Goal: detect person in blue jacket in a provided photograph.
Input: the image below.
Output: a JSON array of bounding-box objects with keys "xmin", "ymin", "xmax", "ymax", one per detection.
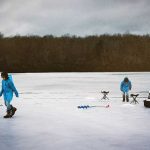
[
  {"xmin": 120, "ymin": 77, "xmax": 132, "ymax": 102},
  {"xmin": 0, "ymin": 72, "xmax": 19, "ymax": 118}
]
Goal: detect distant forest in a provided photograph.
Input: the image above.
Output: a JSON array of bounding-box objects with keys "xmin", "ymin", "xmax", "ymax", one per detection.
[{"xmin": 0, "ymin": 32, "xmax": 150, "ymax": 72}]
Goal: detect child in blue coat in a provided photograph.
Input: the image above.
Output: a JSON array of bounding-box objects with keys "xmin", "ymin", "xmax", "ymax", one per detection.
[
  {"xmin": 0, "ymin": 72, "xmax": 19, "ymax": 118},
  {"xmin": 120, "ymin": 77, "xmax": 132, "ymax": 102}
]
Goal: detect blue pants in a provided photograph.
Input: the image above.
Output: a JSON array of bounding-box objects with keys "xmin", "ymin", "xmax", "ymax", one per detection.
[
  {"xmin": 122, "ymin": 92, "xmax": 129, "ymax": 96},
  {"xmin": 4, "ymin": 101, "xmax": 12, "ymax": 111}
]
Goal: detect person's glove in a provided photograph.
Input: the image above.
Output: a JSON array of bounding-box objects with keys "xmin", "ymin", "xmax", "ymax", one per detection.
[{"xmin": 16, "ymin": 92, "xmax": 19, "ymax": 97}]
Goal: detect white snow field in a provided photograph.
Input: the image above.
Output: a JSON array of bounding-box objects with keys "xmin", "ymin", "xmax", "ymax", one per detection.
[{"xmin": 0, "ymin": 72, "xmax": 150, "ymax": 150}]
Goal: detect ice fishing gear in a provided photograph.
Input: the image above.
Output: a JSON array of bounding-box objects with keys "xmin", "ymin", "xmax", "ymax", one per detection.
[
  {"xmin": 144, "ymin": 100, "xmax": 150, "ymax": 108},
  {"xmin": 148, "ymin": 91, "xmax": 150, "ymax": 99},
  {"xmin": 77, "ymin": 104, "xmax": 110, "ymax": 109},
  {"xmin": 101, "ymin": 91, "xmax": 109, "ymax": 100},
  {"xmin": 130, "ymin": 94, "xmax": 139, "ymax": 104}
]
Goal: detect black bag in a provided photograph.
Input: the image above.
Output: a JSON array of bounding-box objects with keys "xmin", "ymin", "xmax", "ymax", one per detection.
[{"xmin": 144, "ymin": 100, "xmax": 150, "ymax": 108}]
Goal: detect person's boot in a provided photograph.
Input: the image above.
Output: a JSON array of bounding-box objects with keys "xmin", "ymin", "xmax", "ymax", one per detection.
[
  {"xmin": 11, "ymin": 107, "xmax": 17, "ymax": 117},
  {"xmin": 126, "ymin": 95, "xmax": 129, "ymax": 102},
  {"xmin": 3, "ymin": 110, "xmax": 11, "ymax": 118},
  {"xmin": 123, "ymin": 94, "xmax": 125, "ymax": 102},
  {"xmin": 8, "ymin": 105, "xmax": 17, "ymax": 117}
]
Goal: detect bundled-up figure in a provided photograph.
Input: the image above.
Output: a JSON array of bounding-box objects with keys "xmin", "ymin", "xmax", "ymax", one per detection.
[
  {"xmin": 0, "ymin": 72, "xmax": 19, "ymax": 118},
  {"xmin": 120, "ymin": 77, "xmax": 132, "ymax": 102}
]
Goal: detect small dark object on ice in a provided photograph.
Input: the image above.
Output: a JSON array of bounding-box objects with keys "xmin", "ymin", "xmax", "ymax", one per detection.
[
  {"xmin": 101, "ymin": 91, "xmax": 109, "ymax": 100},
  {"xmin": 148, "ymin": 91, "xmax": 150, "ymax": 99},
  {"xmin": 144, "ymin": 100, "xmax": 150, "ymax": 108}
]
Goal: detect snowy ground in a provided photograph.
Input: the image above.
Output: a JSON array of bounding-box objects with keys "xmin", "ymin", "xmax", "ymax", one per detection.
[{"xmin": 0, "ymin": 72, "xmax": 150, "ymax": 150}]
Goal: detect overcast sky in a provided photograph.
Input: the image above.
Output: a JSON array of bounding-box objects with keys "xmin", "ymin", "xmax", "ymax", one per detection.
[{"xmin": 0, "ymin": 0, "xmax": 150, "ymax": 36}]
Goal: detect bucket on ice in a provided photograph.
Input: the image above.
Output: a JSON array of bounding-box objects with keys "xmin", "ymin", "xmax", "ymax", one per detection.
[{"xmin": 144, "ymin": 100, "xmax": 150, "ymax": 108}]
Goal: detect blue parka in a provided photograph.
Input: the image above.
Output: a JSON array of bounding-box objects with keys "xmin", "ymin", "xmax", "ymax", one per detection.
[
  {"xmin": 120, "ymin": 80, "xmax": 132, "ymax": 93},
  {"xmin": 0, "ymin": 76, "xmax": 19, "ymax": 102}
]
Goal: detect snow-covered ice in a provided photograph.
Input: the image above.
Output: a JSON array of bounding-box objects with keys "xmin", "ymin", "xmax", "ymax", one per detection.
[{"xmin": 0, "ymin": 72, "xmax": 150, "ymax": 150}]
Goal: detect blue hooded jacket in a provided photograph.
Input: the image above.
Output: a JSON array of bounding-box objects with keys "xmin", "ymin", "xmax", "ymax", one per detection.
[
  {"xmin": 0, "ymin": 75, "xmax": 19, "ymax": 102},
  {"xmin": 120, "ymin": 80, "xmax": 132, "ymax": 93}
]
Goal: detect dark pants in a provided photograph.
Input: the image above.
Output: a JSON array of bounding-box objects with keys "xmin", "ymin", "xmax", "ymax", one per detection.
[{"xmin": 122, "ymin": 92, "xmax": 129, "ymax": 102}]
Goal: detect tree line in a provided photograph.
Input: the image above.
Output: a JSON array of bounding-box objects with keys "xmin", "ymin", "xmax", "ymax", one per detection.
[{"xmin": 0, "ymin": 33, "xmax": 150, "ymax": 72}]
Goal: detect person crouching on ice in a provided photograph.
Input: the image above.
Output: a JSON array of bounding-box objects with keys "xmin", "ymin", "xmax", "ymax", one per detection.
[
  {"xmin": 0, "ymin": 72, "xmax": 19, "ymax": 118},
  {"xmin": 120, "ymin": 77, "xmax": 132, "ymax": 102}
]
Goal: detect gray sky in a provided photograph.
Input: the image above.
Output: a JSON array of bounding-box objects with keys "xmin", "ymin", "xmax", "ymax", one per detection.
[{"xmin": 0, "ymin": 0, "xmax": 150, "ymax": 36}]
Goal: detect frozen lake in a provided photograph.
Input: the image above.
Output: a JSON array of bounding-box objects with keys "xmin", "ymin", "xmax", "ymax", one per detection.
[{"xmin": 0, "ymin": 72, "xmax": 150, "ymax": 150}]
